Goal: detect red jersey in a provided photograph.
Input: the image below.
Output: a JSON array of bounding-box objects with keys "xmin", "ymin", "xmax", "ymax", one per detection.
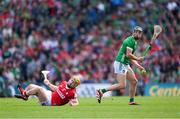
[{"xmin": 51, "ymin": 81, "xmax": 76, "ymax": 106}]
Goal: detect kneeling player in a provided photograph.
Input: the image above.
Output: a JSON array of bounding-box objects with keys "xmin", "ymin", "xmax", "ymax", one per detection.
[{"xmin": 15, "ymin": 75, "xmax": 81, "ymax": 106}]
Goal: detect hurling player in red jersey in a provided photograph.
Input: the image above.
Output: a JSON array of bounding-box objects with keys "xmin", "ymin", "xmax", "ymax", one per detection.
[{"xmin": 15, "ymin": 75, "xmax": 81, "ymax": 106}]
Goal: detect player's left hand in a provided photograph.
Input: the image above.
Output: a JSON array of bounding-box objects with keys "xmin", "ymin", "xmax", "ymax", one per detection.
[
  {"xmin": 140, "ymin": 67, "xmax": 146, "ymax": 75},
  {"xmin": 138, "ymin": 66, "xmax": 146, "ymax": 75},
  {"xmin": 141, "ymin": 69, "xmax": 146, "ymax": 75}
]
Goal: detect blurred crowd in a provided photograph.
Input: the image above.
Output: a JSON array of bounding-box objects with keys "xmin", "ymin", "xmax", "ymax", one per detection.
[{"xmin": 0, "ymin": 0, "xmax": 179, "ymax": 96}]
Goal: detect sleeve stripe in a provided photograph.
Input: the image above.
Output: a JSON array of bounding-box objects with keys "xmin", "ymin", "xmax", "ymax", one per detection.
[{"xmin": 127, "ymin": 47, "xmax": 133, "ymax": 51}]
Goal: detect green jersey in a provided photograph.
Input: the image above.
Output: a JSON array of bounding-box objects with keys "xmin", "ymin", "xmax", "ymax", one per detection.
[{"xmin": 115, "ymin": 36, "xmax": 137, "ymax": 64}]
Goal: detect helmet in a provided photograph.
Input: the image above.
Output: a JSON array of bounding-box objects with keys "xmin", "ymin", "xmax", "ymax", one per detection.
[
  {"xmin": 133, "ymin": 26, "xmax": 143, "ymax": 32},
  {"xmin": 71, "ymin": 75, "xmax": 81, "ymax": 86}
]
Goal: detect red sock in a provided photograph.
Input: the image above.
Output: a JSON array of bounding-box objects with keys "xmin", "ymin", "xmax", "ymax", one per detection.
[{"xmin": 23, "ymin": 91, "xmax": 28, "ymax": 97}]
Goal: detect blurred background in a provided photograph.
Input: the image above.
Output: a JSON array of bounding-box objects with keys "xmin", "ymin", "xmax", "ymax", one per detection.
[{"xmin": 0, "ymin": 0, "xmax": 179, "ymax": 97}]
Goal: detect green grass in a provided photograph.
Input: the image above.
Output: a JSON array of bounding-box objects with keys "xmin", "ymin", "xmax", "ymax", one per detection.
[{"xmin": 0, "ymin": 96, "xmax": 180, "ymax": 119}]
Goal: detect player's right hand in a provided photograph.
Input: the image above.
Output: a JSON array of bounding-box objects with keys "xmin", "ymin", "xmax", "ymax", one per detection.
[
  {"xmin": 138, "ymin": 56, "xmax": 144, "ymax": 62},
  {"xmin": 44, "ymin": 79, "xmax": 50, "ymax": 85}
]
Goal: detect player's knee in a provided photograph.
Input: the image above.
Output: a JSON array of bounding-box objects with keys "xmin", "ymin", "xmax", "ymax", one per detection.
[
  {"xmin": 119, "ymin": 84, "xmax": 126, "ymax": 89},
  {"xmin": 38, "ymin": 87, "xmax": 44, "ymax": 92},
  {"xmin": 131, "ymin": 79, "xmax": 138, "ymax": 85}
]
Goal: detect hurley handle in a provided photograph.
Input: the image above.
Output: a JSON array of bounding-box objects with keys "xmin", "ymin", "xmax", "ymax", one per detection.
[{"xmin": 143, "ymin": 44, "xmax": 151, "ymax": 56}]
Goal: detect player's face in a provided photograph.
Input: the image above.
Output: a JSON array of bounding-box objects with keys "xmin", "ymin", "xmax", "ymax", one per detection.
[
  {"xmin": 133, "ymin": 30, "xmax": 143, "ymax": 40},
  {"xmin": 67, "ymin": 78, "xmax": 79, "ymax": 88}
]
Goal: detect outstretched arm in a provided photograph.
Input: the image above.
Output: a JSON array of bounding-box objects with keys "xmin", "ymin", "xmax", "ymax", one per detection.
[
  {"xmin": 44, "ymin": 79, "xmax": 58, "ymax": 92},
  {"xmin": 131, "ymin": 59, "xmax": 145, "ymax": 71},
  {"xmin": 69, "ymin": 93, "xmax": 79, "ymax": 106}
]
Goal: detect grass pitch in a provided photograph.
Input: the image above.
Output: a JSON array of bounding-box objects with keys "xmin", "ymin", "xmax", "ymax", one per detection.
[{"xmin": 0, "ymin": 96, "xmax": 180, "ymax": 119}]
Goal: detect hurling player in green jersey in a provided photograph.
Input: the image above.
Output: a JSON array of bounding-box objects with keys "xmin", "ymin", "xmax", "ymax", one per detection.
[{"xmin": 96, "ymin": 26, "xmax": 146, "ymax": 105}]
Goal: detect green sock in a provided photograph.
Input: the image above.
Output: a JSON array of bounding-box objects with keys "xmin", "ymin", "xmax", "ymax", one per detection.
[
  {"xmin": 101, "ymin": 89, "xmax": 107, "ymax": 93},
  {"xmin": 130, "ymin": 98, "xmax": 134, "ymax": 102}
]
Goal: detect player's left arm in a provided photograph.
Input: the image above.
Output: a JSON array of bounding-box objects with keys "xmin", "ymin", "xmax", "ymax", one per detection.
[
  {"xmin": 69, "ymin": 93, "xmax": 79, "ymax": 106},
  {"xmin": 126, "ymin": 47, "xmax": 144, "ymax": 62}
]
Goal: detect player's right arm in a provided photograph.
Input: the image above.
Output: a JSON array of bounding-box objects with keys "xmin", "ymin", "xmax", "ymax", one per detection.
[
  {"xmin": 131, "ymin": 59, "xmax": 145, "ymax": 71},
  {"xmin": 44, "ymin": 79, "xmax": 58, "ymax": 92},
  {"xmin": 126, "ymin": 47, "xmax": 144, "ymax": 62}
]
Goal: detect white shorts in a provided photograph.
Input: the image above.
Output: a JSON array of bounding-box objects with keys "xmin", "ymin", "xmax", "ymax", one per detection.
[
  {"xmin": 41, "ymin": 88, "xmax": 52, "ymax": 106},
  {"xmin": 113, "ymin": 61, "xmax": 130, "ymax": 74}
]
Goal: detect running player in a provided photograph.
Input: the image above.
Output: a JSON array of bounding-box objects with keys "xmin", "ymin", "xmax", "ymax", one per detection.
[
  {"xmin": 96, "ymin": 26, "xmax": 146, "ymax": 105},
  {"xmin": 15, "ymin": 75, "xmax": 81, "ymax": 106}
]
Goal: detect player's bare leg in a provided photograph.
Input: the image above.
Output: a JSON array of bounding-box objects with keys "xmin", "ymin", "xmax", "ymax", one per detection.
[
  {"xmin": 126, "ymin": 68, "xmax": 138, "ymax": 105},
  {"xmin": 25, "ymin": 84, "xmax": 39, "ymax": 91},
  {"xmin": 96, "ymin": 73, "xmax": 126, "ymax": 103},
  {"xmin": 25, "ymin": 84, "xmax": 48, "ymax": 102},
  {"xmin": 107, "ymin": 74, "xmax": 126, "ymax": 91},
  {"xmin": 15, "ymin": 84, "xmax": 48, "ymax": 103}
]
